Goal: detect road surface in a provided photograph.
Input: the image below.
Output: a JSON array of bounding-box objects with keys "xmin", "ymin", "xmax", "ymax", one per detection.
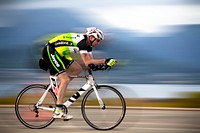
[{"xmin": 0, "ymin": 106, "xmax": 200, "ymax": 133}]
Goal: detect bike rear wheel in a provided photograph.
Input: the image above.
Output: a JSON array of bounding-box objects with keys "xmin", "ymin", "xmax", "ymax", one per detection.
[
  {"xmin": 15, "ymin": 84, "xmax": 56, "ymax": 129},
  {"xmin": 81, "ymin": 85, "xmax": 126, "ymax": 130}
]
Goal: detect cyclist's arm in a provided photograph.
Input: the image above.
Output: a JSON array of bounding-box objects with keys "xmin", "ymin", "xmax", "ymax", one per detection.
[{"xmin": 80, "ymin": 53, "xmax": 105, "ymax": 67}]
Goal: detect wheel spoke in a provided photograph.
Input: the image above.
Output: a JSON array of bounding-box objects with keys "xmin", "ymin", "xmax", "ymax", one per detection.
[
  {"xmin": 81, "ymin": 85, "xmax": 126, "ymax": 130},
  {"xmin": 15, "ymin": 84, "xmax": 56, "ymax": 129}
]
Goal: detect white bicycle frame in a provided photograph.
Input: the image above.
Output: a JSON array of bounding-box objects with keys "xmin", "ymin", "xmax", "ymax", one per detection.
[{"xmin": 35, "ymin": 74, "xmax": 105, "ymax": 112}]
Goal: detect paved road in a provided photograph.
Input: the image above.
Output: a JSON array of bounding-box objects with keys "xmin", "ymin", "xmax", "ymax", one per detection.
[{"xmin": 0, "ymin": 107, "xmax": 200, "ymax": 133}]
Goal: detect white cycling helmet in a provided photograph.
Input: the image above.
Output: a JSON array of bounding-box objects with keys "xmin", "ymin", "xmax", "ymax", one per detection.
[{"xmin": 86, "ymin": 27, "xmax": 104, "ymax": 41}]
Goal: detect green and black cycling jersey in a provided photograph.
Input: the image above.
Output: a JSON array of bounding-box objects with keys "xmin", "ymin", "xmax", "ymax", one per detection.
[
  {"xmin": 49, "ymin": 33, "xmax": 92, "ymax": 57},
  {"xmin": 42, "ymin": 33, "xmax": 92, "ymax": 75}
]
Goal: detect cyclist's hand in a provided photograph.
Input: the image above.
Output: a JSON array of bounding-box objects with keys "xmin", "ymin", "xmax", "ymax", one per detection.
[
  {"xmin": 88, "ymin": 64, "xmax": 97, "ymax": 71},
  {"xmin": 105, "ymin": 58, "xmax": 117, "ymax": 67},
  {"xmin": 88, "ymin": 59, "xmax": 117, "ymax": 71}
]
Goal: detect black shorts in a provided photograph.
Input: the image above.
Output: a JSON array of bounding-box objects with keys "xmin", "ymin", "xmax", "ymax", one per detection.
[{"xmin": 42, "ymin": 45, "xmax": 74, "ymax": 76}]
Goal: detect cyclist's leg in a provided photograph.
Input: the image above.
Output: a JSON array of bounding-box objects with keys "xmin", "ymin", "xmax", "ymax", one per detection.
[
  {"xmin": 44, "ymin": 46, "xmax": 74, "ymax": 103},
  {"xmin": 42, "ymin": 45, "xmax": 73, "ymax": 119},
  {"xmin": 54, "ymin": 72, "xmax": 73, "ymax": 119},
  {"xmin": 43, "ymin": 45, "xmax": 68, "ymax": 102},
  {"xmin": 57, "ymin": 72, "xmax": 70, "ymax": 104},
  {"xmin": 57, "ymin": 61, "xmax": 82, "ymax": 103},
  {"xmin": 54, "ymin": 64, "xmax": 78, "ymax": 120}
]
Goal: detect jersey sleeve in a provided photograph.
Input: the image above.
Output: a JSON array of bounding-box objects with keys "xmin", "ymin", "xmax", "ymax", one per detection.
[{"xmin": 78, "ymin": 39, "xmax": 92, "ymax": 54}]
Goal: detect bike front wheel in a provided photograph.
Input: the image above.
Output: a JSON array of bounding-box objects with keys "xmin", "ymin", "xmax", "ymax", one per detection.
[
  {"xmin": 15, "ymin": 84, "xmax": 56, "ymax": 129},
  {"xmin": 81, "ymin": 85, "xmax": 126, "ymax": 130}
]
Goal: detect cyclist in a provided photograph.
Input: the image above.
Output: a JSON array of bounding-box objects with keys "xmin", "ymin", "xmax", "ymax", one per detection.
[{"xmin": 40, "ymin": 27, "xmax": 116, "ymax": 120}]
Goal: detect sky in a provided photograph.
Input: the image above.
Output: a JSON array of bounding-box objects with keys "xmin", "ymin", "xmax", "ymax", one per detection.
[
  {"xmin": 0, "ymin": 0, "xmax": 200, "ymax": 36},
  {"xmin": 92, "ymin": 5, "xmax": 200, "ymax": 34}
]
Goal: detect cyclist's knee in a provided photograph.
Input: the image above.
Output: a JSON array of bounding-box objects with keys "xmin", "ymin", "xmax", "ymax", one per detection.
[
  {"xmin": 58, "ymin": 72, "xmax": 70, "ymax": 83},
  {"xmin": 76, "ymin": 66, "xmax": 82, "ymax": 75},
  {"xmin": 61, "ymin": 76, "xmax": 70, "ymax": 83}
]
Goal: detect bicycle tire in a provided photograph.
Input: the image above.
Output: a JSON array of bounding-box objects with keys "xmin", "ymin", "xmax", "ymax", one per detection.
[
  {"xmin": 81, "ymin": 85, "xmax": 126, "ymax": 130},
  {"xmin": 15, "ymin": 84, "xmax": 56, "ymax": 129}
]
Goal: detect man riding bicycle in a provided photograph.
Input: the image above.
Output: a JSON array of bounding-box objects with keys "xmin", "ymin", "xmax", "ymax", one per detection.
[{"xmin": 40, "ymin": 27, "xmax": 116, "ymax": 120}]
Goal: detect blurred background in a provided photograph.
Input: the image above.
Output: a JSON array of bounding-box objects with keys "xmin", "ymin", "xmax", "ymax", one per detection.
[{"xmin": 0, "ymin": 0, "xmax": 200, "ymax": 107}]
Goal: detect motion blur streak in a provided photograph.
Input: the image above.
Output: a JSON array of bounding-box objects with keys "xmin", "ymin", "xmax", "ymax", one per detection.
[{"xmin": 0, "ymin": 0, "xmax": 200, "ymax": 132}]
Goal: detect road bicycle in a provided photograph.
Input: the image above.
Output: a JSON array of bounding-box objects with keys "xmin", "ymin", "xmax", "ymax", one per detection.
[{"xmin": 15, "ymin": 64, "xmax": 126, "ymax": 130}]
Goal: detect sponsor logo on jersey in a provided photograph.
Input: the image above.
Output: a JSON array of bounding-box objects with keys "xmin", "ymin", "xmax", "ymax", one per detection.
[
  {"xmin": 64, "ymin": 36, "xmax": 76, "ymax": 39},
  {"xmin": 54, "ymin": 41, "xmax": 68, "ymax": 46},
  {"xmin": 54, "ymin": 41, "xmax": 73, "ymax": 46},
  {"xmin": 50, "ymin": 54, "xmax": 60, "ymax": 67}
]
